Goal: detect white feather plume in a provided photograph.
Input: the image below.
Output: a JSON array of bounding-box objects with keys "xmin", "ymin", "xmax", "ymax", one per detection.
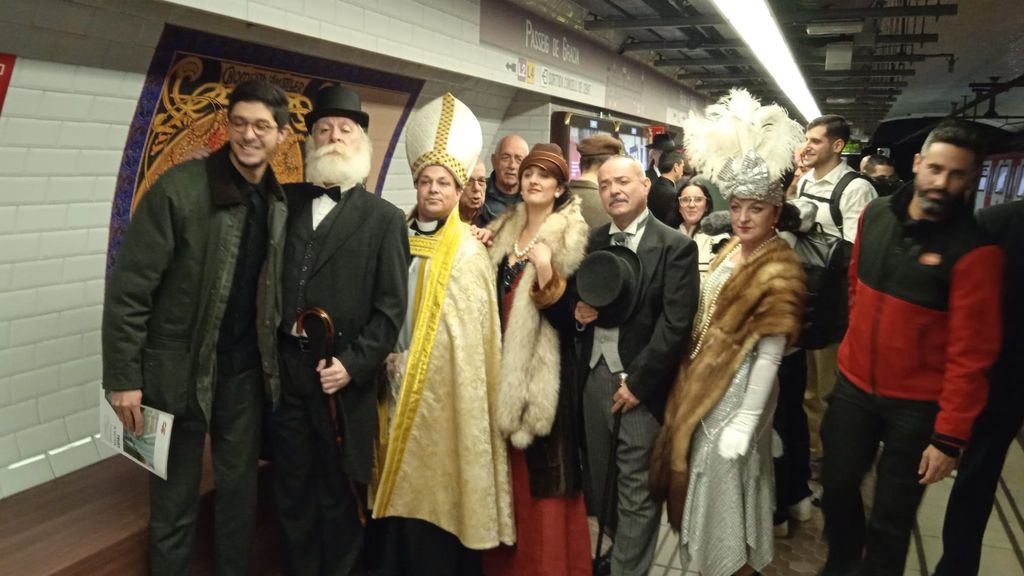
[{"xmin": 684, "ymin": 89, "xmax": 804, "ymax": 184}]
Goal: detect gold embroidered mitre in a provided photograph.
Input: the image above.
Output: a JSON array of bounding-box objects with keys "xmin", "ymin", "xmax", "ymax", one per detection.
[{"xmin": 405, "ymin": 92, "xmax": 482, "ymax": 187}]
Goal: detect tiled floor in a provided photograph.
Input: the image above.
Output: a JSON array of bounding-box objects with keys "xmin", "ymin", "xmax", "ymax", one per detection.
[{"xmin": 645, "ymin": 433, "xmax": 1024, "ymax": 576}]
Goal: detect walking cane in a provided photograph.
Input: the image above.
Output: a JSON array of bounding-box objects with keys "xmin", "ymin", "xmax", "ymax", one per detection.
[
  {"xmin": 296, "ymin": 308, "xmax": 367, "ymax": 525},
  {"xmin": 593, "ymin": 372, "xmax": 627, "ymax": 574},
  {"xmin": 296, "ymin": 307, "xmax": 344, "ymax": 440}
]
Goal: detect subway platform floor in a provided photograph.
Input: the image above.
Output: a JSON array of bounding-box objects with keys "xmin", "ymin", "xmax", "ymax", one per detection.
[{"xmin": 643, "ymin": 432, "xmax": 1024, "ymax": 575}]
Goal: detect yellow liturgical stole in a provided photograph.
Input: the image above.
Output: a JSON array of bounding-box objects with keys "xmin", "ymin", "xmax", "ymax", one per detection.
[{"xmin": 374, "ymin": 213, "xmax": 464, "ymax": 514}]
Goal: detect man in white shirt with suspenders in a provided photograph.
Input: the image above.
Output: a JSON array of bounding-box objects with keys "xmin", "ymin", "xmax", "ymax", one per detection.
[{"xmin": 797, "ymin": 114, "xmax": 877, "ymax": 462}]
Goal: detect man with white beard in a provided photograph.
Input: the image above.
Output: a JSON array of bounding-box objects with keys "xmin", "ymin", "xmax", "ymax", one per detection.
[{"xmin": 267, "ymin": 85, "xmax": 409, "ymax": 576}]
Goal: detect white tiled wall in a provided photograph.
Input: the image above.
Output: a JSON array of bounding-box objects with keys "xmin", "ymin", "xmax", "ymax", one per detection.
[{"xmin": 0, "ymin": 54, "xmax": 143, "ymax": 497}]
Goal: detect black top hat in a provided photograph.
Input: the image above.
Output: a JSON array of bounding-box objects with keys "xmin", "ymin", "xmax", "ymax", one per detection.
[
  {"xmin": 304, "ymin": 85, "xmax": 370, "ymax": 131},
  {"xmin": 576, "ymin": 244, "xmax": 643, "ymax": 328},
  {"xmin": 646, "ymin": 132, "xmax": 678, "ymax": 151}
]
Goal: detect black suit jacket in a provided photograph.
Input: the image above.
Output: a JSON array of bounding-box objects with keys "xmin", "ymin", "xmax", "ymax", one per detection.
[
  {"xmin": 977, "ymin": 200, "xmax": 1024, "ymax": 395},
  {"xmin": 648, "ymin": 176, "xmax": 682, "ymax": 229},
  {"xmin": 283, "ymin": 183, "xmax": 410, "ymax": 482},
  {"xmin": 580, "ymin": 216, "xmax": 699, "ymax": 422}
]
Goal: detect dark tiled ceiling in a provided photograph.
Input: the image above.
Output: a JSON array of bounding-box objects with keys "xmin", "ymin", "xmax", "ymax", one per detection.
[{"xmin": 511, "ymin": 0, "xmax": 1024, "ymax": 138}]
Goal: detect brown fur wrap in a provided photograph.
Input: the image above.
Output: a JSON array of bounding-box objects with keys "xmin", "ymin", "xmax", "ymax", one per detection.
[
  {"xmin": 649, "ymin": 235, "xmax": 805, "ymax": 530},
  {"xmin": 487, "ymin": 196, "xmax": 588, "ymax": 448}
]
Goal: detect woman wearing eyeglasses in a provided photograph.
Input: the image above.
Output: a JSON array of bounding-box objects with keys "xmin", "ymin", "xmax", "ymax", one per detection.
[{"xmin": 678, "ymin": 182, "xmax": 729, "ymax": 281}]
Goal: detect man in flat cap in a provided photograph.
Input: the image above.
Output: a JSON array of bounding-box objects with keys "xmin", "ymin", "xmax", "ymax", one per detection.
[
  {"xmin": 371, "ymin": 92, "xmax": 513, "ymax": 575},
  {"xmin": 268, "ymin": 84, "xmax": 410, "ymax": 575},
  {"xmin": 569, "ymin": 134, "xmax": 620, "ymax": 228},
  {"xmin": 103, "ymin": 80, "xmax": 290, "ymax": 575}
]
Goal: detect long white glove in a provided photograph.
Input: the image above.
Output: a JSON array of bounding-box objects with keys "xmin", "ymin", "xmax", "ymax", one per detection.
[{"xmin": 717, "ymin": 334, "xmax": 786, "ymax": 460}]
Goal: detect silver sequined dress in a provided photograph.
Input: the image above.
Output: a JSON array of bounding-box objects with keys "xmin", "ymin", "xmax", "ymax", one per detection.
[{"xmin": 678, "ymin": 260, "xmax": 777, "ymax": 576}]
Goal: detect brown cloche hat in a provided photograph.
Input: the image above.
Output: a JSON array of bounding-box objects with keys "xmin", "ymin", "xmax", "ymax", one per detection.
[
  {"xmin": 577, "ymin": 134, "xmax": 623, "ymax": 158},
  {"xmin": 518, "ymin": 143, "xmax": 570, "ymax": 183}
]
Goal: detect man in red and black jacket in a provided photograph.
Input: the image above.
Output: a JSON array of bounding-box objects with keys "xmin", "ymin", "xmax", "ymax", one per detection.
[{"xmin": 819, "ymin": 121, "xmax": 1004, "ymax": 576}]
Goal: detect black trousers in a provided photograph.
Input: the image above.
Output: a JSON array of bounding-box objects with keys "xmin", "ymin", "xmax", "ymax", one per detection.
[
  {"xmin": 272, "ymin": 338, "xmax": 365, "ymax": 576},
  {"xmin": 149, "ymin": 363, "xmax": 263, "ymax": 576},
  {"xmin": 366, "ymin": 517, "xmax": 481, "ymax": 576},
  {"xmin": 820, "ymin": 373, "xmax": 938, "ymax": 576},
  {"xmin": 773, "ymin": 349, "xmax": 813, "ymax": 524},
  {"xmin": 934, "ymin": 371, "xmax": 1024, "ymax": 576}
]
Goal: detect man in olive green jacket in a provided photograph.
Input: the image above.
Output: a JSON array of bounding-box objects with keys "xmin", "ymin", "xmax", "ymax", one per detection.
[{"xmin": 102, "ymin": 80, "xmax": 290, "ymax": 576}]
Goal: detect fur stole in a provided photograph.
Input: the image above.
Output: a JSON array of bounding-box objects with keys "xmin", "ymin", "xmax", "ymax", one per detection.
[
  {"xmin": 649, "ymin": 235, "xmax": 805, "ymax": 530},
  {"xmin": 487, "ymin": 196, "xmax": 588, "ymax": 448}
]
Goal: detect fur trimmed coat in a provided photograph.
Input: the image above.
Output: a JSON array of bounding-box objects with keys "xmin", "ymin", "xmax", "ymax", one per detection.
[
  {"xmin": 649, "ymin": 235, "xmax": 805, "ymax": 529},
  {"xmin": 488, "ymin": 196, "xmax": 589, "ymax": 497}
]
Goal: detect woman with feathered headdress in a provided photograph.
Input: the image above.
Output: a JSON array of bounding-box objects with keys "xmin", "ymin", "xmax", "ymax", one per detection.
[{"xmin": 649, "ymin": 90, "xmax": 807, "ymax": 576}]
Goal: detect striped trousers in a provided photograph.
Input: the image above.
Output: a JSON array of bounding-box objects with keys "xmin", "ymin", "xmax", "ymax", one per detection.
[{"xmin": 583, "ymin": 360, "xmax": 662, "ymax": 576}]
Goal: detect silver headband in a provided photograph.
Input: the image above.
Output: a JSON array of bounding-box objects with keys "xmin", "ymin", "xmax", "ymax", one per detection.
[{"xmin": 717, "ymin": 150, "xmax": 785, "ymax": 206}]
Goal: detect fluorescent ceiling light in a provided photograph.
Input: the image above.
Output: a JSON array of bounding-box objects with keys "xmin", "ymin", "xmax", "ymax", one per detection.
[
  {"xmin": 806, "ymin": 20, "xmax": 864, "ymax": 36},
  {"xmin": 825, "ymin": 42, "xmax": 854, "ymax": 70},
  {"xmin": 708, "ymin": 0, "xmax": 821, "ymax": 122}
]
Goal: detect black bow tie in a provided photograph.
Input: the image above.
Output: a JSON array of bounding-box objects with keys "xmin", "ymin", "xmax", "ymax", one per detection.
[{"xmin": 311, "ymin": 185, "xmax": 341, "ymax": 202}]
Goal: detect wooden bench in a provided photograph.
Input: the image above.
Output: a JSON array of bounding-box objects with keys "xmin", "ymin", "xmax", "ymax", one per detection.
[{"xmin": 0, "ymin": 451, "xmax": 281, "ymax": 575}]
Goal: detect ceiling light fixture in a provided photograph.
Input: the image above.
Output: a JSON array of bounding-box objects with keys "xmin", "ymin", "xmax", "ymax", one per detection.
[
  {"xmin": 806, "ymin": 20, "xmax": 864, "ymax": 36},
  {"xmin": 707, "ymin": 0, "xmax": 821, "ymax": 122},
  {"xmin": 825, "ymin": 42, "xmax": 854, "ymax": 70}
]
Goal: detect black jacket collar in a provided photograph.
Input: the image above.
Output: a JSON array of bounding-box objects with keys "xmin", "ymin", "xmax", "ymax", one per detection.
[{"xmin": 206, "ymin": 145, "xmax": 285, "ymax": 206}]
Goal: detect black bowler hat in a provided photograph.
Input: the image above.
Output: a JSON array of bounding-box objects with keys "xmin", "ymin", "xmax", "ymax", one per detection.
[
  {"xmin": 304, "ymin": 85, "xmax": 370, "ymax": 131},
  {"xmin": 576, "ymin": 244, "xmax": 643, "ymax": 328},
  {"xmin": 646, "ymin": 132, "xmax": 678, "ymax": 152}
]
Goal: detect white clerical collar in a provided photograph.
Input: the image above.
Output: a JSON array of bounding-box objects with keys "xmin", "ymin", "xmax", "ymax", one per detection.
[{"xmin": 414, "ymin": 218, "xmax": 439, "ymax": 233}]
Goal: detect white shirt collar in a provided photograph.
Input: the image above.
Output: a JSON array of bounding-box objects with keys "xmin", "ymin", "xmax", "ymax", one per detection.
[
  {"xmin": 610, "ymin": 209, "xmax": 650, "ymax": 236},
  {"xmin": 805, "ymin": 161, "xmax": 851, "ymax": 186}
]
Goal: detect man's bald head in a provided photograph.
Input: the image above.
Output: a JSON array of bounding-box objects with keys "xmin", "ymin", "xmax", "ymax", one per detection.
[{"xmin": 491, "ymin": 134, "xmax": 529, "ymax": 195}]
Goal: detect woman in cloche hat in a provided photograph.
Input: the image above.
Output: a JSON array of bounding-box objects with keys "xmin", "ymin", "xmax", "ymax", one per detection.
[{"xmin": 481, "ymin": 143, "xmax": 592, "ymax": 576}]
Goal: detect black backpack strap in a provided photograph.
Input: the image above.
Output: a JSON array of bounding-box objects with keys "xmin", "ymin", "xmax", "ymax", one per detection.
[
  {"xmin": 828, "ymin": 172, "xmax": 869, "ymax": 237},
  {"xmin": 801, "ymin": 171, "xmax": 869, "ymax": 237}
]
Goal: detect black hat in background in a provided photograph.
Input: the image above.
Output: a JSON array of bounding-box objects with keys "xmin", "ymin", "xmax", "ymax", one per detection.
[
  {"xmin": 646, "ymin": 132, "xmax": 678, "ymax": 152},
  {"xmin": 304, "ymin": 85, "xmax": 370, "ymax": 131},
  {"xmin": 576, "ymin": 244, "xmax": 643, "ymax": 328}
]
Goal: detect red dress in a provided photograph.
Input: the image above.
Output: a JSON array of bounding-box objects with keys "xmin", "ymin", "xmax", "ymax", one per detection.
[{"xmin": 481, "ymin": 259, "xmax": 592, "ymax": 576}]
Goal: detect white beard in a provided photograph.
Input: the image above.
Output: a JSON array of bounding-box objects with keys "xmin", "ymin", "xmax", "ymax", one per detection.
[{"xmin": 304, "ymin": 137, "xmax": 372, "ymax": 191}]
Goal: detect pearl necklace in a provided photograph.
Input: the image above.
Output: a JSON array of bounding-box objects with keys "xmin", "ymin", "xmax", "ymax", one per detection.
[
  {"xmin": 689, "ymin": 235, "xmax": 778, "ymax": 360},
  {"xmin": 513, "ymin": 234, "xmax": 539, "ymax": 260}
]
